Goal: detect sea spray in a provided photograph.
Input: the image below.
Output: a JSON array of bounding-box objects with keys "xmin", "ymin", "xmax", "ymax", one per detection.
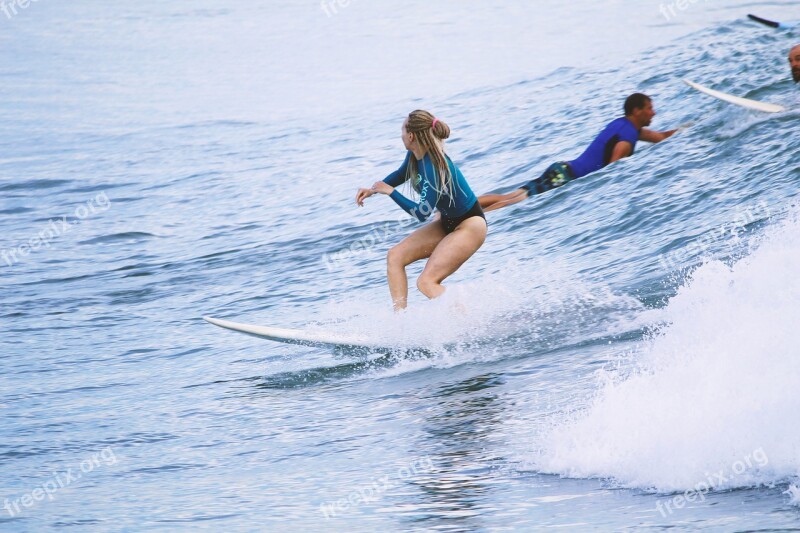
[{"xmin": 531, "ymin": 206, "xmax": 800, "ymax": 493}]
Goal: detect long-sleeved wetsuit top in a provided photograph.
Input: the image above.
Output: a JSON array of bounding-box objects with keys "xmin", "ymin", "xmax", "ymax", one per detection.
[
  {"xmin": 568, "ymin": 117, "xmax": 639, "ymax": 178},
  {"xmin": 382, "ymin": 151, "xmax": 477, "ymax": 222}
]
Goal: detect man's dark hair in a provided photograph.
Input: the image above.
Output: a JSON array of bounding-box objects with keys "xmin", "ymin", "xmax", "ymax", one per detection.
[{"xmin": 624, "ymin": 93, "xmax": 651, "ymax": 115}]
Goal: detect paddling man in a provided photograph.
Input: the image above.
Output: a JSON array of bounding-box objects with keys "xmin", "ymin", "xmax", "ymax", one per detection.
[
  {"xmin": 478, "ymin": 93, "xmax": 677, "ymax": 212},
  {"xmin": 790, "ymin": 44, "xmax": 800, "ymax": 83}
]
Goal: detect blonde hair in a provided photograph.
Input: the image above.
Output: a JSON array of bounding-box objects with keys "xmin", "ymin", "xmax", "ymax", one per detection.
[{"xmin": 404, "ymin": 110, "xmax": 456, "ymax": 206}]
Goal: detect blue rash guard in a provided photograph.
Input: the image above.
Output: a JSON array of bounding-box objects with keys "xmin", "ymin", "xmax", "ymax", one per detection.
[
  {"xmin": 382, "ymin": 151, "xmax": 478, "ymax": 222},
  {"xmin": 568, "ymin": 117, "xmax": 640, "ymax": 178}
]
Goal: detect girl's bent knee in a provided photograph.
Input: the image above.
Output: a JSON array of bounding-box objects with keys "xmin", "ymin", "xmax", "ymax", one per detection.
[
  {"xmin": 416, "ymin": 276, "xmax": 436, "ymax": 296},
  {"xmin": 387, "ymin": 246, "xmax": 403, "ymax": 266}
]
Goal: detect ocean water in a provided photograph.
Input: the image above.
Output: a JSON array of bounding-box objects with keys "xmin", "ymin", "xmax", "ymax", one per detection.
[{"xmin": 1, "ymin": 0, "xmax": 800, "ymax": 531}]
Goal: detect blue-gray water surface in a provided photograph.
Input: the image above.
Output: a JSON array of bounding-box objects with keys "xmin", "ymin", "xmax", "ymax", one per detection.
[{"xmin": 2, "ymin": 1, "xmax": 800, "ymax": 531}]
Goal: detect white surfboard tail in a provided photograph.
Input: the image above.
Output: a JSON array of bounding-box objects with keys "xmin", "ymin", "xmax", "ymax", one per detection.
[{"xmin": 683, "ymin": 79, "xmax": 786, "ymax": 113}]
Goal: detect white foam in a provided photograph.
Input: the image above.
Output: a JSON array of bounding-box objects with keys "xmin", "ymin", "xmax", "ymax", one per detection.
[
  {"xmin": 314, "ymin": 255, "xmax": 644, "ymax": 375},
  {"xmin": 786, "ymin": 484, "xmax": 800, "ymax": 506},
  {"xmin": 531, "ymin": 207, "xmax": 800, "ymax": 493}
]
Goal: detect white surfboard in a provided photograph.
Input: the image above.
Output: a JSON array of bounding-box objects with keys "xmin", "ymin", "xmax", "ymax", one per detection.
[
  {"xmin": 203, "ymin": 316, "xmax": 420, "ymax": 353},
  {"xmin": 684, "ymin": 79, "xmax": 785, "ymax": 113}
]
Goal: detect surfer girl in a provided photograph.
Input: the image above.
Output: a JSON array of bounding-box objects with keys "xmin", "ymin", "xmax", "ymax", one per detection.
[{"xmin": 356, "ymin": 110, "xmax": 487, "ymax": 310}]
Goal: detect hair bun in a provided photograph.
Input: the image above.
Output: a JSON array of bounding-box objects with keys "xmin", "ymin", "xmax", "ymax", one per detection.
[{"xmin": 433, "ymin": 119, "xmax": 451, "ymax": 140}]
